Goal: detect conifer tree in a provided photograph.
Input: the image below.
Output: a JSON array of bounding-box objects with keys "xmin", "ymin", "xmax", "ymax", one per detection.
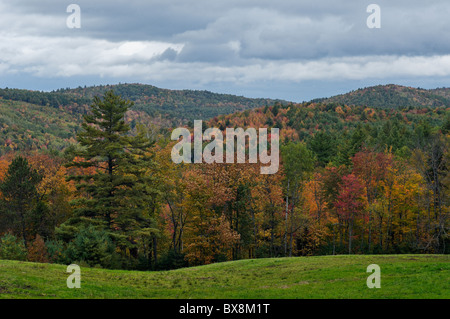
[
  {"xmin": 60, "ymin": 91, "xmax": 160, "ymax": 257},
  {"xmin": 0, "ymin": 156, "xmax": 42, "ymax": 246}
]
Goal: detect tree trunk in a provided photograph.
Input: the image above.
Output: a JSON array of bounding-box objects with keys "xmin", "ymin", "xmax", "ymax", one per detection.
[
  {"xmin": 368, "ymin": 209, "xmax": 372, "ymax": 252},
  {"xmin": 284, "ymin": 180, "xmax": 289, "ymax": 256},
  {"xmin": 332, "ymin": 224, "xmax": 336, "ymax": 255},
  {"xmin": 153, "ymin": 236, "xmax": 158, "ymax": 266},
  {"xmin": 19, "ymin": 210, "xmax": 27, "ymax": 248},
  {"xmin": 348, "ymin": 220, "xmax": 353, "ymax": 254}
]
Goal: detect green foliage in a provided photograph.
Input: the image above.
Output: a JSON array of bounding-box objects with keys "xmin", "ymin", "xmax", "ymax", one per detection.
[
  {"xmin": 0, "ymin": 84, "xmax": 285, "ymax": 153},
  {"xmin": 1, "ymin": 84, "xmax": 447, "ymax": 155},
  {"xmin": 0, "ymin": 99, "xmax": 84, "ymax": 155},
  {"xmin": 307, "ymin": 131, "xmax": 338, "ymax": 166},
  {"xmin": 65, "ymin": 226, "xmax": 119, "ymax": 268},
  {"xmin": 272, "ymin": 103, "xmax": 280, "ymax": 116},
  {"xmin": 61, "ymin": 91, "xmax": 161, "ymax": 268},
  {"xmin": 30, "ymin": 201, "xmax": 52, "ymax": 239},
  {"xmin": 65, "ymin": 90, "xmax": 141, "ymax": 231},
  {"xmin": 0, "ymin": 156, "xmax": 42, "ymax": 244},
  {"xmin": 281, "ymin": 141, "xmax": 315, "ymax": 181},
  {"xmin": 45, "ymin": 239, "xmax": 66, "ymax": 264},
  {"xmin": 0, "ymin": 233, "xmax": 27, "ymax": 261},
  {"xmin": 63, "ymin": 83, "xmax": 284, "ymax": 123},
  {"xmin": 155, "ymin": 250, "xmax": 188, "ymax": 270}
]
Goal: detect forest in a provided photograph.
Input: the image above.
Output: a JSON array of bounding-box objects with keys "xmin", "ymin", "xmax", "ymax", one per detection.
[
  {"xmin": 0, "ymin": 88, "xmax": 448, "ymax": 271},
  {"xmin": 0, "ymin": 84, "xmax": 283, "ymax": 153}
]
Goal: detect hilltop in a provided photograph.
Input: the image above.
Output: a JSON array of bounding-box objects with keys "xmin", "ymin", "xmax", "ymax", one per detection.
[
  {"xmin": 61, "ymin": 83, "xmax": 286, "ymax": 124},
  {"xmin": 312, "ymin": 84, "xmax": 450, "ymax": 108},
  {"xmin": 0, "ymin": 84, "xmax": 285, "ymax": 127}
]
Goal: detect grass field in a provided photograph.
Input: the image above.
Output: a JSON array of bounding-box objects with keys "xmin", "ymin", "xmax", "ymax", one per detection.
[{"xmin": 0, "ymin": 254, "xmax": 448, "ymax": 299}]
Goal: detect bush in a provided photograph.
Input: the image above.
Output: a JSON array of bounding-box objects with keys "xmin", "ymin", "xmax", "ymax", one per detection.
[
  {"xmin": 0, "ymin": 233, "xmax": 27, "ymax": 261},
  {"xmin": 155, "ymin": 250, "xmax": 188, "ymax": 270},
  {"xmin": 27, "ymin": 234, "xmax": 49, "ymax": 263},
  {"xmin": 65, "ymin": 226, "xmax": 119, "ymax": 268},
  {"xmin": 45, "ymin": 239, "xmax": 67, "ymax": 264}
]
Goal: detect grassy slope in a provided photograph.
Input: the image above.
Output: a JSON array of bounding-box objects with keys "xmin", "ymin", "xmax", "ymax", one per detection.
[{"xmin": 0, "ymin": 255, "xmax": 448, "ymax": 299}]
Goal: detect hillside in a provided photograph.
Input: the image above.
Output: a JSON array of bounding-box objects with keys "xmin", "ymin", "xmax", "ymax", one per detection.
[
  {"xmin": 431, "ymin": 87, "xmax": 450, "ymax": 100},
  {"xmin": 209, "ymin": 98, "xmax": 448, "ymax": 166},
  {"xmin": 0, "ymin": 84, "xmax": 285, "ymax": 154},
  {"xmin": 0, "ymin": 99, "xmax": 82, "ymax": 154},
  {"xmin": 0, "ymin": 83, "xmax": 449, "ymax": 155},
  {"xmin": 60, "ymin": 83, "xmax": 286, "ymax": 124},
  {"xmin": 0, "ymin": 84, "xmax": 284, "ymax": 126},
  {"xmin": 0, "ymin": 255, "xmax": 448, "ymax": 299},
  {"xmin": 312, "ymin": 84, "xmax": 450, "ymax": 108}
]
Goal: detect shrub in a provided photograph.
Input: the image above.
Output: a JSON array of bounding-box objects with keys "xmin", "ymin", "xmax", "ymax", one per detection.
[
  {"xmin": 27, "ymin": 234, "xmax": 49, "ymax": 263},
  {"xmin": 65, "ymin": 226, "xmax": 118, "ymax": 268},
  {"xmin": 155, "ymin": 250, "xmax": 188, "ymax": 270},
  {"xmin": 45, "ymin": 239, "xmax": 67, "ymax": 264},
  {"xmin": 0, "ymin": 233, "xmax": 27, "ymax": 261}
]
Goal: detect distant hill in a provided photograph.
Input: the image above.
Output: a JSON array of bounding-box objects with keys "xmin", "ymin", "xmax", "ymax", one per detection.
[
  {"xmin": 312, "ymin": 84, "xmax": 450, "ymax": 108},
  {"xmin": 430, "ymin": 87, "xmax": 450, "ymax": 100},
  {"xmin": 0, "ymin": 84, "xmax": 286, "ymax": 127},
  {"xmin": 62, "ymin": 83, "xmax": 286, "ymax": 124},
  {"xmin": 0, "ymin": 83, "xmax": 286, "ymax": 154}
]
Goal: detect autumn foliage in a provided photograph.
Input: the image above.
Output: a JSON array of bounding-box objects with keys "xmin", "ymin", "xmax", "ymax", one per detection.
[{"xmin": 0, "ymin": 92, "xmax": 448, "ymax": 269}]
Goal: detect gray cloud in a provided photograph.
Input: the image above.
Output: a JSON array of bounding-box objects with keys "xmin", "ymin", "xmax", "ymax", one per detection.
[{"xmin": 0, "ymin": 0, "xmax": 449, "ymax": 100}]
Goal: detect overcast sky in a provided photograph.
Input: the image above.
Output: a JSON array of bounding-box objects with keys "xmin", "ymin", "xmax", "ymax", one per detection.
[{"xmin": 1, "ymin": 0, "xmax": 449, "ymax": 101}]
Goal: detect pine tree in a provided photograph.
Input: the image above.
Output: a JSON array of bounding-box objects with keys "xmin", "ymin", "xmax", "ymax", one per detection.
[
  {"xmin": 60, "ymin": 91, "xmax": 161, "ymax": 258},
  {"xmin": 116, "ymin": 124, "xmax": 161, "ymax": 262},
  {"xmin": 0, "ymin": 156, "xmax": 42, "ymax": 246},
  {"xmin": 66, "ymin": 90, "xmax": 132, "ymax": 229}
]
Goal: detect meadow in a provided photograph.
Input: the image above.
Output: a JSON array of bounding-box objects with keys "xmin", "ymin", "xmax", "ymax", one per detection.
[{"xmin": 0, "ymin": 254, "xmax": 448, "ymax": 299}]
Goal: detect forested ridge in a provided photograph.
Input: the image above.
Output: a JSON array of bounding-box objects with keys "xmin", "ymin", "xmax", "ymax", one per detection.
[
  {"xmin": 0, "ymin": 84, "xmax": 285, "ymax": 154},
  {"xmin": 0, "ymin": 85, "xmax": 448, "ymax": 271},
  {"xmin": 312, "ymin": 84, "xmax": 450, "ymax": 108}
]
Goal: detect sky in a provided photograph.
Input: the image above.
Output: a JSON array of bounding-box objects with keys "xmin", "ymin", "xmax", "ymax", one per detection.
[{"xmin": 1, "ymin": 0, "xmax": 450, "ymax": 102}]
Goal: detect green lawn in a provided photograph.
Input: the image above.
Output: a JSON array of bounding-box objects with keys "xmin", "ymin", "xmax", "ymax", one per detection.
[{"xmin": 0, "ymin": 254, "xmax": 448, "ymax": 299}]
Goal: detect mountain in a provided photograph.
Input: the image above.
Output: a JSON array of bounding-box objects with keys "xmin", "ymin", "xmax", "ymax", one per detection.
[{"xmin": 312, "ymin": 84, "xmax": 450, "ymax": 108}]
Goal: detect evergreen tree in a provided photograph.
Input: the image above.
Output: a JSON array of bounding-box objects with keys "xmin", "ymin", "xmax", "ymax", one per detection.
[
  {"xmin": 0, "ymin": 156, "xmax": 42, "ymax": 246},
  {"xmin": 60, "ymin": 91, "xmax": 160, "ymax": 259},
  {"xmin": 308, "ymin": 131, "xmax": 337, "ymax": 166},
  {"xmin": 281, "ymin": 141, "xmax": 315, "ymax": 256}
]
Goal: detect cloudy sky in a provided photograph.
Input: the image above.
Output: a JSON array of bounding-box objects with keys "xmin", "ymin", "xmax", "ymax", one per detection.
[{"xmin": 1, "ymin": 0, "xmax": 449, "ymax": 101}]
